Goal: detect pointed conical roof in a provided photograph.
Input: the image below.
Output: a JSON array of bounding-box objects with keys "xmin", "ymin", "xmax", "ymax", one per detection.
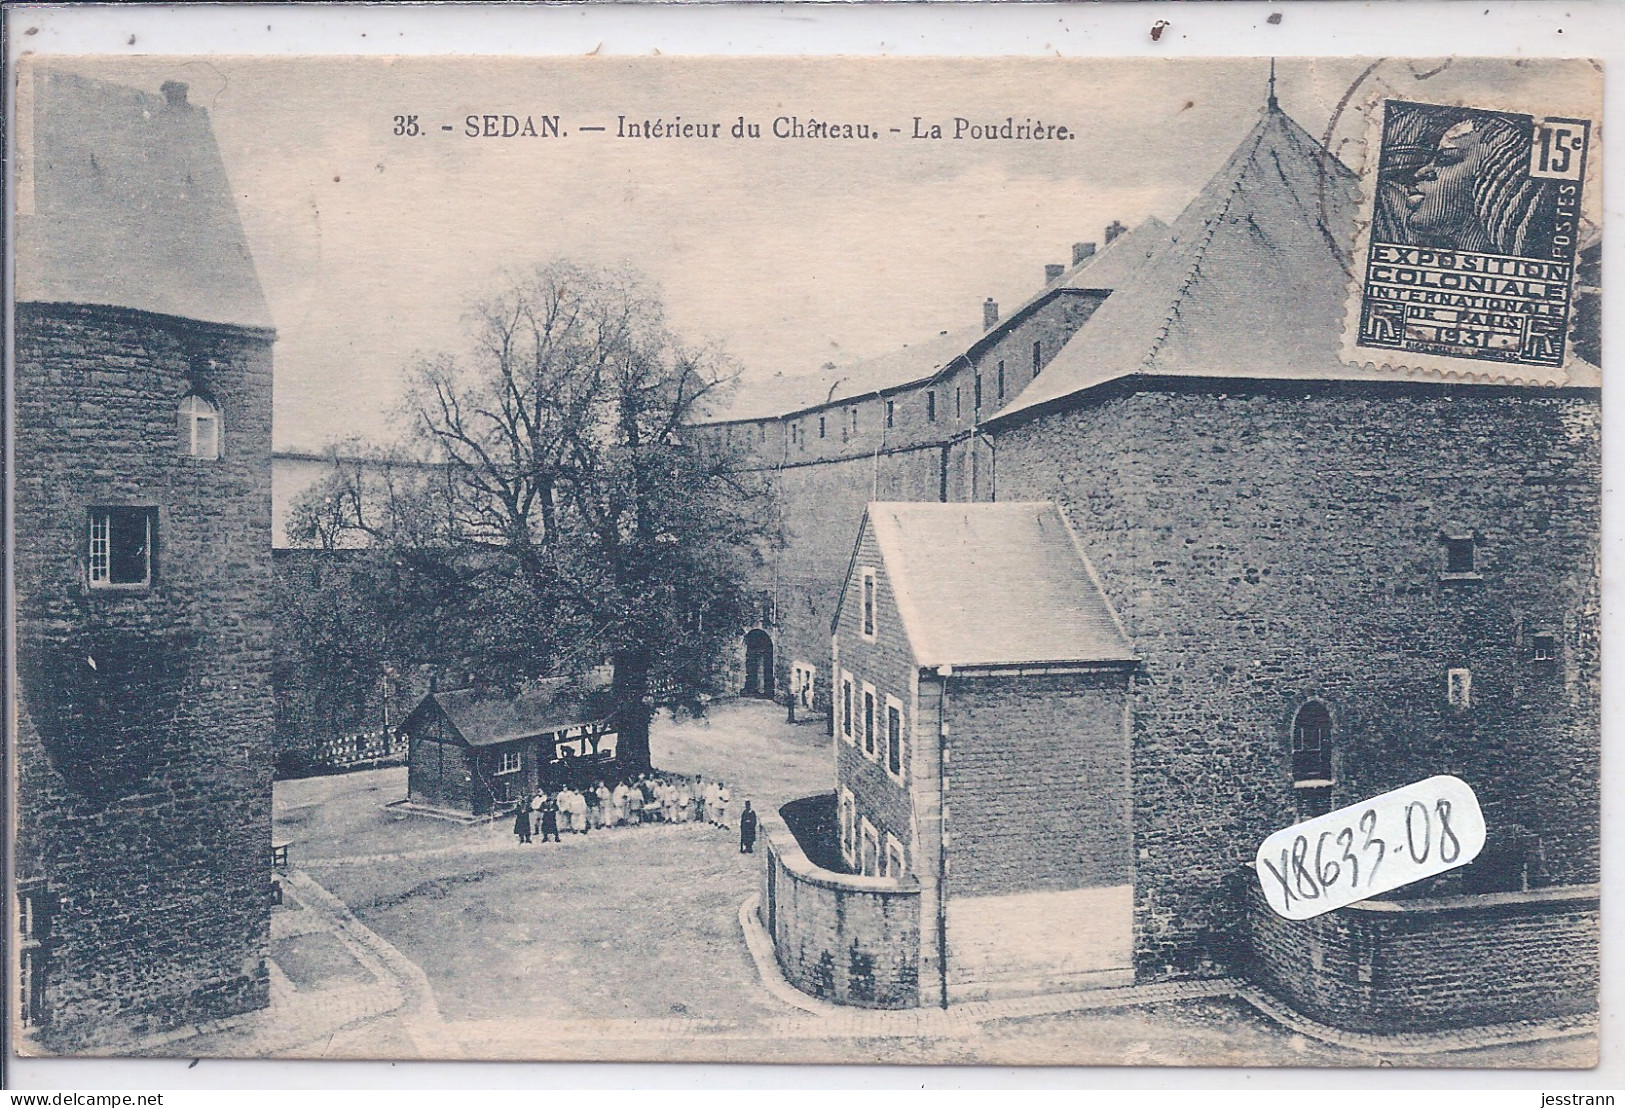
[
  {"xmin": 990, "ymin": 104, "xmax": 1590, "ymax": 428},
  {"xmin": 17, "ymin": 68, "xmax": 273, "ymax": 332}
]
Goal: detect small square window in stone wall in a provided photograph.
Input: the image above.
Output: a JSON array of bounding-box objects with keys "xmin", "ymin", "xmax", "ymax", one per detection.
[
  {"xmin": 1448, "ymin": 667, "xmax": 1472, "ymax": 709},
  {"xmin": 1445, "ymin": 537, "xmax": 1476, "ymax": 574},
  {"xmin": 88, "ymin": 507, "xmax": 157, "ymax": 588}
]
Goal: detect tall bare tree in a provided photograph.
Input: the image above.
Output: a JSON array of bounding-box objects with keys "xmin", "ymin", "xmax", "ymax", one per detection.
[{"xmin": 402, "ymin": 261, "xmax": 774, "ymax": 768}]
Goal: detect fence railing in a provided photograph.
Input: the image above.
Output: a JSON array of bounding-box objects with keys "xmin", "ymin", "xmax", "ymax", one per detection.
[{"xmin": 312, "ymin": 728, "xmax": 407, "ymax": 769}]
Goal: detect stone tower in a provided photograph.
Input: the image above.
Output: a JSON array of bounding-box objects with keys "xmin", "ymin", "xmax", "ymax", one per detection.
[{"xmin": 13, "ymin": 67, "xmax": 277, "ymax": 1050}]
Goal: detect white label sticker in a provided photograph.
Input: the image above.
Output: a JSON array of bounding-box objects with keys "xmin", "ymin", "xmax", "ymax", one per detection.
[{"xmin": 1255, "ymin": 775, "xmax": 1486, "ymax": 920}]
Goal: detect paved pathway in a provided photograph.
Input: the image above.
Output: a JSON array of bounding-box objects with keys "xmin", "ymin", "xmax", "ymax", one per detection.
[{"xmin": 160, "ymin": 699, "xmax": 1593, "ymax": 1065}]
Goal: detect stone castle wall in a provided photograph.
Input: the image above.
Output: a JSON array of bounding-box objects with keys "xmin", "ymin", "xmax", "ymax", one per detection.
[
  {"xmin": 994, "ymin": 380, "xmax": 1602, "ymax": 978},
  {"xmin": 760, "ymin": 807, "xmax": 921, "ymax": 1009},
  {"xmin": 14, "ymin": 303, "xmax": 276, "ymax": 1049},
  {"xmin": 1244, "ymin": 882, "xmax": 1599, "ymax": 1032}
]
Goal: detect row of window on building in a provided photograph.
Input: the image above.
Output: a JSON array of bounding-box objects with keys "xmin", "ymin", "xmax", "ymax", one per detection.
[
  {"xmin": 840, "ymin": 670, "xmax": 904, "ymax": 779},
  {"xmin": 776, "ymin": 344, "xmax": 1043, "ymax": 453},
  {"xmin": 790, "ymin": 662, "xmax": 817, "ymax": 710},
  {"xmin": 838, "ymin": 786, "xmax": 907, "ymax": 879}
]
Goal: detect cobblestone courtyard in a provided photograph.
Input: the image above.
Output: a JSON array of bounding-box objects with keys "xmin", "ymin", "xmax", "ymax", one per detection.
[{"xmin": 211, "ymin": 699, "xmax": 1597, "ymax": 1066}]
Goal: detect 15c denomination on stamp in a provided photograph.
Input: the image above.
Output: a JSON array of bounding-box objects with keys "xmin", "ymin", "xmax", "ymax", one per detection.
[{"xmin": 1345, "ymin": 99, "xmax": 1595, "ymax": 377}]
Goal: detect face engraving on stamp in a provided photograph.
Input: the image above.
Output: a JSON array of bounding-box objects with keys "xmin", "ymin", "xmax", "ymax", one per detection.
[{"xmin": 1352, "ymin": 99, "xmax": 1592, "ymax": 372}]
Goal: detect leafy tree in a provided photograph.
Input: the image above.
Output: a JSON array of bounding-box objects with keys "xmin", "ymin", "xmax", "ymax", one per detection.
[{"xmin": 286, "ymin": 262, "xmax": 775, "ymax": 771}]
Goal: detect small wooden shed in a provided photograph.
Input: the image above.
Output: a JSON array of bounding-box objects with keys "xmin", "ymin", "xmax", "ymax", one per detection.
[{"xmin": 401, "ymin": 679, "xmax": 615, "ymax": 816}]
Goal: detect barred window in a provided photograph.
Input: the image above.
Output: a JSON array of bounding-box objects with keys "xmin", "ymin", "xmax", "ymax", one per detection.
[
  {"xmin": 885, "ymin": 835, "xmax": 906, "ymax": 879},
  {"xmin": 840, "ymin": 790, "xmax": 856, "ymax": 864}
]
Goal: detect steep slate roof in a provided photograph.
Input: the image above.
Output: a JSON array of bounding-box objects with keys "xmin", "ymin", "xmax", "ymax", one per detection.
[
  {"xmin": 1053, "ymin": 216, "xmax": 1169, "ymax": 293},
  {"xmin": 856, "ymin": 501, "xmax": 1135, "ymax": 669},
  {"xmin": 425, "ymin": 680, "xmax": 609, "ymax": 748},
  {"xmin": 702, "ymin": 216, "xmax": 1168, "ymax": 425},
  {"xmin": 17, "ymin": 68, "xmax": 273, "ymax": 331},
  {"xmin": 990, "ymin": 104, "xmax": 1593, "ymax": 429}
]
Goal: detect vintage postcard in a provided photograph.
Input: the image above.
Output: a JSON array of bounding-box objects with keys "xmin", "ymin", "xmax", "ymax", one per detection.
[{"xmin": 9, "ymin": 53, "xmax": 1601, "ymax": 1067}]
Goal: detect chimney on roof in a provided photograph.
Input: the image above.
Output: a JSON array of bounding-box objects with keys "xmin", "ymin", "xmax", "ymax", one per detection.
[
  {"xmin": 1045, "ymin": 264, "xmax": 1065, "ymax": 284},
  {"xmin": 1072, "ymin": 242, "xmax": 1097, "ymax": 266},
  {"xmin": 983, "ymin": 298, "xmax": 999, "ymax": 329},
  {"xmin": 160, "ymin": 80, "xmax": 189, "ymax": 108},
  {"xmin": 1104, "ymin": 219, "xmax": 1128, "ymax": 245}
]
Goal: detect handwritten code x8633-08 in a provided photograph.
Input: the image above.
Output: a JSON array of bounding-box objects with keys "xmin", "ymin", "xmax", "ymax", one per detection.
[{"xmin": 1255, "ymin": 775, "xmax": 1486, "ymax": 920}]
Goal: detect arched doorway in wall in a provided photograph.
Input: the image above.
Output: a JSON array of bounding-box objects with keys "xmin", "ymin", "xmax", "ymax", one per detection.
[
  {"xmin": 743, "ymin": 629, "xmax": 775, "ymax": 698},
  {"xmin": 1291, "ymin": 701, "xmax": 1334, "ymax": 819}
]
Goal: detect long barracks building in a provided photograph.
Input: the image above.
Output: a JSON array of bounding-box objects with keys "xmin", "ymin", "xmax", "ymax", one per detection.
[{"xmin": 698, "ymin": 100, "xmax": 1600, "ymax": 1027}]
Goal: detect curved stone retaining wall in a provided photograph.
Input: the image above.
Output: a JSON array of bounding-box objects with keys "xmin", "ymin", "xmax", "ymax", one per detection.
[{"xmin": 759, "ymin": 802, "xmax": 920, "ymax": 1009}]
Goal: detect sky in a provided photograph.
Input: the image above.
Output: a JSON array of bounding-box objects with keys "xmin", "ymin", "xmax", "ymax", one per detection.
[{"xmin": 39, "ymin": 56, "xmax": 1597, "ymax": 452}]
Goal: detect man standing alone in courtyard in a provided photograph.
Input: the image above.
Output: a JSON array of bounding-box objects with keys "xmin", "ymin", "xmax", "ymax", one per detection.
[{"xmin": 739, "ymin": 801, "xmax": 758, "ymax": 854}]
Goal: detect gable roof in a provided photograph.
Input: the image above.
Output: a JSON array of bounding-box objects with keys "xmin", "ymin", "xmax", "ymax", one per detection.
[
  {"xmin": 701, "ymin": 216, "xmax": 1168, "ymax": 426},
  {"xmin": 421, "ymin": 679, "xmax": 609, "ymax": 748},
  {"xmin": 853, "ymin": 501, "xmax": 1134, "ymax": 669},
  {"xmin": 17, "ymin": 68, "xmax": 273, "ymax": 332},
  {"xmin": 989, "ymin": 104, "xmax": 1594, "ymax": 429}
]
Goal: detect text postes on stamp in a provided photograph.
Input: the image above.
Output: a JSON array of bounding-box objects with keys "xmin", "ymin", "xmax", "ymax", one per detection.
[{"xmin": 1346, "ymin": 100, "xmax": 1592, "ymax": 376}]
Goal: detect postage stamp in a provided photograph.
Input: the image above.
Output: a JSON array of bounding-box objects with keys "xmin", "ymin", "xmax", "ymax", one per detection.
[{"xmin": 1344, "ymin": 98, "xmax": 1597, "ymax": 378}]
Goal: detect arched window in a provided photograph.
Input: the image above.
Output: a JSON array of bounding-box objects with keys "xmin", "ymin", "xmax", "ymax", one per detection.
[
  {"xmin": 1291, "ymin": 701, "xmax": 1334, "ymax": 818},
  {"xmin": 178, "ymin": 393, "xmax": 221, "ymax": 460}
]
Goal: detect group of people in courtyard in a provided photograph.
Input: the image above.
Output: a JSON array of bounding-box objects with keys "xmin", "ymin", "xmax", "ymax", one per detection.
[{"xmin": 513, "ymin": 772, "xmax": 758, "ymax": 852}]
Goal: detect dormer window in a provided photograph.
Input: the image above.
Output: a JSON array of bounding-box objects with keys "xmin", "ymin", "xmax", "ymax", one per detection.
[{"xmin": 178, "ymin": 393, "xmax": 221, "ymax": 460}]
